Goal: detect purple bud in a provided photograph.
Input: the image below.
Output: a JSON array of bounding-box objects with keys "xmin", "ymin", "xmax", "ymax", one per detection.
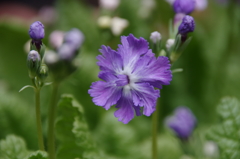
[
  {"xmin": 64, "ymin": 28, "xmax": 84, "ymax": 50},
  {"xmin": 178, "ymin": 15, "xmax": 195, "ymax": 35},
  {"xmin": 29, "ymin": 21, "xmax": 45, "ymax": 40},
  {"xmin": 173, "ymin": 0, "xmax": 195, "ymax": 14},
  {"xmin": 166, "ymin": 106, "xmax": 196, "ymax": 140}
]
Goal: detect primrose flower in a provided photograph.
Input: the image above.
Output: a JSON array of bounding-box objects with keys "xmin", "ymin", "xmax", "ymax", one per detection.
[
  {"xmin": 173, "ymin": 0, "xmax": 195, "ymax": 14},
  {"xmin": 166, "ymin": 106, "xmax": 196, "ymax": 140},
  {"xmin": 89, "ymin": 34, "xmax": 172, "ymax": 124},
  {"xmin": 29, "ymin": 21, "xmax": 45, "ymax": 40}
]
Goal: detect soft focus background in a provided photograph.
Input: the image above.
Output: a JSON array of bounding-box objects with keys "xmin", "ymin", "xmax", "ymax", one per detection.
[{"xmin": 0, "ymin": 0, "xmax": 239, "ymax": 158}]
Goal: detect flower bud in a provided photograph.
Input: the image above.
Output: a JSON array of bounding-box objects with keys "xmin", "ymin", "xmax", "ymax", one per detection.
[
  {"xmin": 165, "ymin": 106, "xmax": 197, "ymax": 140},
  {"xmin": 49, "ymin": 30, "xmax": 65, "ymax": 49},
  {"xmin": 166, "ymin": 39, "xmax": 175, "ymax": 51},
  {"xmin": 203, "ymin": 141, "xmax": 219, "ymax": 158},
  {"xmin": 37, "ymin": 64, "xmax": 48, "ymax": 82},
  {"xmin": 29, "ymin": 21, "xmax": 45, "ymax": 40},
  {"xmin": 150, "ymin": 31, "xmax": 161, "ymax": 44},
  {"xmin": 111, "ymin": 17, "xmax": 129, "ymax": 36},
  {"xmin": 97, "ymin": 16, "xmax": 112, "ymax": 29},
  {"xmin": 99, "ymin": 0, "xmax": 120, "ymax": 10},
  {"xmin": 173, "ymin": 0, "xmax": 195, "ymax": 14},
  {"xmin": 64, "ymin": 28, "xmax": 85, "ymax": 51},
  {"xmin": 178, "ymin": 15, "xmax": 195, "ymax": 35},
  {"xmin": 27, "ymin": 50, "xmax": 41, "ymax": 78}
]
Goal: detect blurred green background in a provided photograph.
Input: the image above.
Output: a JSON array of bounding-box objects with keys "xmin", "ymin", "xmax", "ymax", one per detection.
[{"xmin": 0, "ymin": 0, "xmax": 239, "ymax": 158}]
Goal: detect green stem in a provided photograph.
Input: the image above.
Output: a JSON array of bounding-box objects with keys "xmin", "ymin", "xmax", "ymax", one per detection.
[
  {"xmin": 152, "ymin": 99, "xmax": 160, "ymax": 159},
  {"xmin": 48, "ymin": 83, "xmax": 59, "ymax": 159},
  {"xmin": 35, "ymin": 88, "xmax": 45, "ymax": 151}
]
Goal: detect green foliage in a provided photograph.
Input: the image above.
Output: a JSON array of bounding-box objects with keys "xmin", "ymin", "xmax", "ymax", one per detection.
[
  {"xmin": 0, "ymin": 87, "xmax": 37, "ymax": 149},
  {"xmin": 0, "ymin": 135, "xmax": 30, "ymax": 159},
  {"xmin": 25, "ymin": 151, "xmax": 47, "ymax": 159},
  {"xmin": 207, "ymin": 97, "xmax": 240, "ymax": 159},
  {"xmin": 55, "ymin": 94, "xmax": 100, "ymax": 159}
]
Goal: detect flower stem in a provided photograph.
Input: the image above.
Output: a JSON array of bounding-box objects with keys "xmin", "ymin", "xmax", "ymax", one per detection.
[
  {"xmin": 48, "ymin": 83, "xmax": 59, "ymax": 159},
  {"xmin": 152, "ymin": 99, "xmax": 160, "ymax": 159},
  {"xmin": 35, "ymin": 88, "xmax": 45, "ymax": 151}
]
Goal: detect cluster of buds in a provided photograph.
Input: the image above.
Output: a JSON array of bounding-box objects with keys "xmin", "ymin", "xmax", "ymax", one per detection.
[
  {"xmin": 27, "ymin": 21, "xmax": 48, "ymax": 87},
  {"xmin": 45, "ymin": 28, "xmax": 84, "ymax": 83}
]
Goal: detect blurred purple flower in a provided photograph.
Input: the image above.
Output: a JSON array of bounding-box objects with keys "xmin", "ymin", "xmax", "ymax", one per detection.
[
  {"xmin": 178, "ymin": 15, "xmax": 195, "ymax": 35},
  {"xmin": 88, "ymin": 34, "xmax": 172, "ymax": 124},
  {"xmin": 58, "ymin": 28, "xmax": 84, "ymax": 61},
  {"xmin": 29, "ymin": 21, "xmax": 45, "ymax": 40},
  {"xmin": 64, "ymin": 28, "xmax": 85, "ymax": 50},
  {"xmin": 166, "ymin": 106, "xmax": 196, "ymax": 139},
  {"xmin": 173, "ymin": 0, "xmax": 195, "ymax": 14}
]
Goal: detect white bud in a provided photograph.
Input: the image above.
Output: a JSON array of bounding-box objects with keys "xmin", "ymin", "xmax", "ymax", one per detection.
[
  {"xmin": 49, "ymin": 30, "xmax": 65, "ymax": 49},
  {"xmin": 24, "ymin": 40, "xmax": 31, "ymax": 54},
  {"xmin": 166, "ymin": 39, "xmax": 175, "ymax": 51},
  {"xmin": 111, "ymin": 17, "xmax": 129, "ymax": 36},
  {"xmin": 97, "ymin": 16, "xmax": 112, "ymax": 28},
  {"xmin": 44, "ymin": 50, "xmax": 59, "ymax": 64},
  {"xmin": 99, "ymin": 0, "xmax": 120, "ymax": 10},
  {"xmin": 150, "ymin": 31, "xmax": 161, "ymax": 44},
  {"xmin": 203, "ymin": 141, "xmax": 219, "ymax": 158}
]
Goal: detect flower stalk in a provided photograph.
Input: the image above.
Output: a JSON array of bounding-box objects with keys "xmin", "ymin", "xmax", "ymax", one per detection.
[{"xmin": 34, "ymin": 87, "xmax": 45, "ymax": 151}]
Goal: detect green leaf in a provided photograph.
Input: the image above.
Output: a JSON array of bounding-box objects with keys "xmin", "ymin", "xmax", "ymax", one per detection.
[
  {"xmin": 55, "ymin": 94, "xmax": 98, "ymax": 159},
  {"xmin": 25, "ymin": 151, "xmax": 47, "ymax": 159},
  {"xmin": 0, "ymin": 135, "xmax": 30, "ymax": 159},
  {"xmin": 207, "ymin": 97, "xmax": 240, "ymax": 159}
]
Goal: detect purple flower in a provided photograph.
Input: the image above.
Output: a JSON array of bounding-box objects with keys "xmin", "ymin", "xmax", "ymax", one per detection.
[
  {"xmin": 173, "ymin": 0, "xmax": 195, "ymax": 14},
  {"xmin": 64, "ymin": 28, "xmax": 85, "ymax": 51},
  {"xmin": 178, "ymin": 15, "xmax": 195, "ymax": 35},
  {"xmin": 58, "ymin": 28, "xmax": 85, "ymax": 61},
  {"xmin": 166, "ymin": 106, "xmax": 196, "ymax": 139},
  {"xmin": 88, "ymin": 34, "xmax": 172, "ymax": 124},
  {"xmin": 29, "ymin": 21, "xmax": 45, "ymax": 40}
]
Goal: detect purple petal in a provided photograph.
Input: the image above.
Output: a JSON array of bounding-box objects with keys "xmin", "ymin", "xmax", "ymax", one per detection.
[
  {"xmin": 114, "ymin": 96, "xmax": 139, "ymax": 124},
  {"xmin": 97, "ymin": 45, "xmax": 123, "ymax": 73},
  {"xmin": 98, "ymin": 72, "xmax": 128, "ymax": 86},
  {"xmin": 117, "ymin": 34, "xmax": 149, "ymax": 70},
  {"xmin": 133, "ymin": 56, "xmax": 172, "ymax": 88},
  {"xmin": 98, "ymin": 71, "xmax": 117, "ymax": 82},
  {"xmin": 88, "ymin": 81, "xmax": 122, "ymax": 110},
  {"xmin": 115, "ymin": 74, "xmax": 129, "ymax": 86},
  {"xmin": 131, "ymin": 83, "xmax": 159, "ymax": 116}
]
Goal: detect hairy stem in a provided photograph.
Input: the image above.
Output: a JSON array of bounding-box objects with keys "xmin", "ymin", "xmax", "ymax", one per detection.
[{"xmin": 35, "ymin": 88, "xmax": 45, "ymax": 151}]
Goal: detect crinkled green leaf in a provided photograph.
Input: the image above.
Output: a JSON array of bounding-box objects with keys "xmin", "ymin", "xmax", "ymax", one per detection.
[
  {"xmin": 56, "ymin": 94, "xmax": 100, "ymax": 159},
  {"xmin": 207, "ymin": 97, "xmax": 240, "ymax": 159},
  {"xmin": 0, "ymin": 135, "xmax": 30, "ymax": 159},
  {"xmin": 25, "ymin": 151, "xmax": 47, "ymax": 159}
]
